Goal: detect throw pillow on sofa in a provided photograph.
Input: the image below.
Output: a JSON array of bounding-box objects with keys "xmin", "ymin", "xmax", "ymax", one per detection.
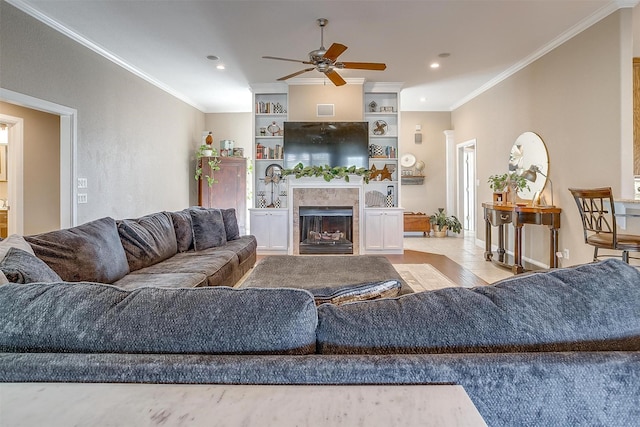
[
  {"xmin": 0, "ymin": 247, "xmax": 62, "ymax": 284},
  {"xmin": 221, "ymin": 208, "xmax": 240, "ymax": 241},
  {"xmin": 311, "ymin": 280, "xmax": 402, "ymax": 306},
  {"xmin": 316, "ymin": 258, "xmax": 640, "ymax": 354},
  {"xmin": 0, "ymin": 282, "xmax": 318, "ymax": 355},
  {"xmin": 25, "ymin": 217, "xmax": 129, "ymax": 283},
  {"xmin": 117, "ymin": 212, "xmax": 178, "ymax": 272},
  {"xmin": 189, "ymin": 207, "xmax": 227, "ymax": 250},
  {"xmin": 0, "ymin": 234, "xmax": 36, "ymax": 260},
  {"xmin": 169, "ymin": 209, "xmax": 194, "ymax": 252}
]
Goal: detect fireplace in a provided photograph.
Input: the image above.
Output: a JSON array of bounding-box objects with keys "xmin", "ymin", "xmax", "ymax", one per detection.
[
  {"xmin": 299, "ymin": 206, "xmax": 353, "ymax": 254},
  {"xmin": 290, "ymin": 182, "xmax": 361, "ymax": 255}
]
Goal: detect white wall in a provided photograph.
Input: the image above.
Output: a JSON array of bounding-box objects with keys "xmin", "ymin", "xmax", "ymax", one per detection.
[{"xmin": 0, "ymin": 2, "xmax": 205, "ymax": 224}]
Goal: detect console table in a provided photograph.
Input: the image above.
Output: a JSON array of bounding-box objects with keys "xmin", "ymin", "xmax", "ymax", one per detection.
[{"xmin": 482, "ymin": 202, "xmax": 561, "ymax": 274}]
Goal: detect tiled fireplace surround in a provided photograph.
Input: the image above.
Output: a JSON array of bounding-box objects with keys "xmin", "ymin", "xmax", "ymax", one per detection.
[{"xmin": 289, "ymin": 178, "xmax": 364, "ymax": 255}]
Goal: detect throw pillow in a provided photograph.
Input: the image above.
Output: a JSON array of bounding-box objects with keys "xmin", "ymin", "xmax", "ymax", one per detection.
[
  {"xmin": 189, "ymin": 207, "xmax": 227, "ymax": 251},
  {"xmin": 117, "ymin": 212, "xmax": 178, "ymax": 272},
  {"xmin": 170, "ymin": 209, "xmax": 194, "ymax": 252},
  {"xmin": 25, "ymin": 217, "xmax": 130, "ymax": 283},
  {"xmin": 0, "ymin": 247, "xmax": 62, "ymax": 284},
  {"xmin": 221, "ymin": 208, "xmax": 240, "ymax": 241},
  {"xmin": 0, "ymin": 234, "xmax": 35, "ymax": 261},
  {"xmin": 311, "ymin": 280, "xmax": 402, "ymax": 306}
]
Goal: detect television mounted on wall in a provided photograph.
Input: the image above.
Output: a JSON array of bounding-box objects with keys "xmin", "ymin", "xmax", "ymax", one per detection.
[{"xmin": 283, "ymin": 122, "xmax": 369, "ymax": 169}]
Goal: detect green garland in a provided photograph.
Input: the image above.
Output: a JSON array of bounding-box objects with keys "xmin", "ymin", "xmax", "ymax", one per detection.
[{"xmin": 282, "ymin": 163, "xmax": 371, "ymax": 183}]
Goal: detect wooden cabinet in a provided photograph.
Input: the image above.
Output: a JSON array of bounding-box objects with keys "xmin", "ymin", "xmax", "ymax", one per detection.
[
  {"xmin": 0, "ymin": 210, "xmax": 7, "ymax": 238},
  {"xmin": 198, "ymin": 156, "xmax": 247, "ymax": 234},
  {"xmin": 249, "ymin": 208, "xmax": 288, "ymax": 253},
  {"xmin": 404, "ymin": 212, "xmax": 431, "ymax": 236},
  {"xmin": 634, "ymin": 58, "xmax": 640, "ymax": 175},
  {"xmin": 364, "ymin": 208, "xmax": 404, "ymax": 253}
]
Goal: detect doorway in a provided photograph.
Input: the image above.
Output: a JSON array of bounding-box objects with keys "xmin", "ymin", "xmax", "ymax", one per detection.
[
  {"xmin": 0, "ymin": 89, "xmax": 77, "ymax": 230},
  {"xmin": 0, "ymin": 114, "xmax": 23, "ymax": 235},
  {"xmin": 457, "ymin": 139, "xmax": 477, "ymax": 232}
]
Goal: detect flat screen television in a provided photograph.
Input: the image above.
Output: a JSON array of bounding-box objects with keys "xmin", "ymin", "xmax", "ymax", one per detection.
[{"xmin": 283, "ymin": 122, "xmax": 369, "ymax": 169}]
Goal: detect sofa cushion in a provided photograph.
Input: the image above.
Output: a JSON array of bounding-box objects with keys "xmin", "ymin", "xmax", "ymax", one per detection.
[
  {"xmin": 0, "ymin": 247, "xmax": 62, "ymax": 284},
  {"xmin": 117, "ymin": 212, "xmax": 178, "ymax": 272},
  {"xmin": 169, "ymin": 209, "xmax": 193, "ymax": 252},
  {"xmin": 221, "ymin": 208, "xmax": 240, "ymax": 240},
  {"xmin": 132, "ymin": 250, "xmax": 239, "ymax": 287},
  {"xmin": 25, "ymin": 217, "xmax": 129, "ymax": 283},
  {"xmin": 311, "ymin": 280, "xmax": 402, "ymax": 306},
  {"xmin": 111, "ymin": 272, "xmax": 208, "ymax": 290},
  {"xmin": 189, "ymin": 207, "xmax": 227, "ymax": 250},
  {"xmin": 192, "ymin": 236, "xmax": 257, "ymax": 265},
  {"xmin": 0, "ymin": 234, "xmax": 35, "ymax": 260},
  {"xmin": 0, "ymin": 282, "xmax": 318, "ymax": 355},
  {"xmin": 317, "ymin": 259, "xmax": 640, "ymax": 354}
]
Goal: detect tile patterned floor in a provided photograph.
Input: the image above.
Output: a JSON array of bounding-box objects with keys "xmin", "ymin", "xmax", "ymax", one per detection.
[{"xmin": 403, "ymin": 232, "xmax": 513, "ymax": 285}]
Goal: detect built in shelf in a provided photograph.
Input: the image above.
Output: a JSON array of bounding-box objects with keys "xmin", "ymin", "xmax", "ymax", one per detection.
[{"xmin": 401, "ymin": 176, "xmax": 425, "ymax": 185}]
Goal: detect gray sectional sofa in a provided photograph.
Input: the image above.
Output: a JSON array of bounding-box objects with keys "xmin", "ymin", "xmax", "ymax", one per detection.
[
  {"xmin": 13, "ymin": 207, "xmax": 256, "ymax": 290},
  {"xmin": 1, "ymin": 233, "xmax": 639, "ymax": 425}
]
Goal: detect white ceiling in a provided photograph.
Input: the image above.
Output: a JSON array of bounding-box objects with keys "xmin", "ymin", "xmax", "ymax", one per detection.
[{"xmin": 9, "ymin": 0, "xmax": 635, "ymax": 113}]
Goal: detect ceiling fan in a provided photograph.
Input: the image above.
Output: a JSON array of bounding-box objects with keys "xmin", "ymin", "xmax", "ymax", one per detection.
[{"xmin": 262, "ymin": 18, "xmax": 386, "ymax": 86}]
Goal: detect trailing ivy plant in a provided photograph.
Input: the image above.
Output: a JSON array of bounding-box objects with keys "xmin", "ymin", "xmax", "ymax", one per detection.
[
  {"xmin": 282, "ymin": 163, "xmax": 371, "ymax": 183},
  {"xmin": 194, "ymin": 144, "xmax": 221, "ymax": 187}
]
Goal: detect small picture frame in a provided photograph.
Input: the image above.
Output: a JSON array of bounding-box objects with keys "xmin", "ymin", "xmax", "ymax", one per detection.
[{"xmin": 380, "ymin": 106, "xmax": 394, "ymax": 113}]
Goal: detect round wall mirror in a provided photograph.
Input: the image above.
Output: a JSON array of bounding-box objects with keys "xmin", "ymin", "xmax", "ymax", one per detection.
[{"xmin": 508, "ymin": 132, "xmax": 549, "ymax": 200}]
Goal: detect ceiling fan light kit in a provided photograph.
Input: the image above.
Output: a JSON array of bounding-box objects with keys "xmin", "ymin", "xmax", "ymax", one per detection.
[{"xmin": 263, "ymin": 18, "xmax": 386, "ymax": 86}]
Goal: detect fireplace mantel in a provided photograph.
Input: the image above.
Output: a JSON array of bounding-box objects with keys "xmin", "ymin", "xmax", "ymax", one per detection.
[{"xmin": 287, "ymin": 177, "xmax": 365, "ymax": 255}]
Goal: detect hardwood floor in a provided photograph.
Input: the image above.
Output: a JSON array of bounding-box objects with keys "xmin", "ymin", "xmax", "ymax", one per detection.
[{"xmin": 384, "ymin": 250, "xmax": 488, "ymax": 288}]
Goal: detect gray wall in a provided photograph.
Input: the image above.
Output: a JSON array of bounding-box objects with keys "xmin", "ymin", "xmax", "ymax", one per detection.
[{"xmin": 0, "ymin": 2, "xmax": 205, "ymax": 224}]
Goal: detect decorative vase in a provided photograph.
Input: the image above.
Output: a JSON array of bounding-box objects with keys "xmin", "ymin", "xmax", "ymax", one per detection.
[
  {"xmin": 202, "ymin": 149, "xmax": 213, "ymax": 157},
  {"xmin": 274, "ymin": 198, "xmax": 281, "ymax": 208},
  {"xmin": 258, "ymin": 197, "xmax": 267, "ymax": 208},
  {"xmin": 508, "ymin": 184, "xmax": 519, "ymax": 205},
  {"xmin": 385, "ymin": 194, "xmax": 394, "ymax": 207}
]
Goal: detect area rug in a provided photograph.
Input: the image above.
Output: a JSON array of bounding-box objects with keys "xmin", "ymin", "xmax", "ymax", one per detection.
[{"xmin": 392, "ymin": 264, "xmax": 459, "ymax": 292}]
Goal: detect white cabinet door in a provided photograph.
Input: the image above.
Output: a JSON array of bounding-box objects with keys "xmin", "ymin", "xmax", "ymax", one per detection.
[
  {"xmin": 364, "ymin": 210, "xmax": 385, "ymax": 250},
  {"xmin": 250, "ymin": 209, "xmax": 288, "ymax": 253},
  {"xmin": 364, "ymin": 208, "xmax": 404, "ymax": 252}
]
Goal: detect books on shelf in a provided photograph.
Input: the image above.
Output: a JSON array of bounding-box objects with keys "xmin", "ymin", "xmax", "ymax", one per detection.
[
  {"xmin": 256, "ymin": 143, "xmax": 284, "ymax": 160},
  {"xmin": 256, "ymin": 101, "xmax": 286, "ymax": 114}
]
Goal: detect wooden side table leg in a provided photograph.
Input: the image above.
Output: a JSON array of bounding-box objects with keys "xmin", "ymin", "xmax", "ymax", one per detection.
[
  {"xmin": 484, "ymin": 214, "xmax": 493, "ymax": 261},
  {"xmin": 550, "ymin": 226, "xmax": 559, "ymax": 268},
  {"xmin": 513, "ymin": 224, "xmax": 524, "ymax": 274}
]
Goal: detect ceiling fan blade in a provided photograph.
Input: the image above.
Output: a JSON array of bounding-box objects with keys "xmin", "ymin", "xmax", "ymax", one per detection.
[
  {"xmin": 277, "ymin": 68, "xmax": 316, "ymax": 81},
  {"xmin": 323, "ymin": 43, "xmax": 348, "ymax": 61},
  {"xmin": 263, "ymin": 56, "xmax": 313, "ymax": 65},
  {"xmin": 325, "ymin": 69, "xmax": 346, "ymax": 86},
  {"xmin": 338, "ymin": 62, "xmax": 387, "ymax": 71}
]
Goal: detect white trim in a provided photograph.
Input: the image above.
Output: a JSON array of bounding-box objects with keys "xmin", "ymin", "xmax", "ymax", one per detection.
[
  {"xmin": 0, "ymin": 88, "xmax": 77, "ymax": 228},
  {"xmin": 287, "ymin": 77, "xmax": 366, "ymax": 86},
  {"xmin": 443, "ymin": 130, "xmax": 456, "ymax": 216},
  {"xmin": 6, "ymin": 0, "xmax": 203, "ymax": 112},
  {"xmin": 0, "ymin": 114, "xmax": 24, "ymax": 235},
  {"xmin": 450, "ymin": 1, "xmax": 630, "ymax": 110}
]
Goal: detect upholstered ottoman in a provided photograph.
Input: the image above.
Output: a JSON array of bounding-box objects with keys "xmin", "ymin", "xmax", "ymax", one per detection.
[{"xmin": 239, "ymin": 255, "xmax": 412, "ymax": 296}]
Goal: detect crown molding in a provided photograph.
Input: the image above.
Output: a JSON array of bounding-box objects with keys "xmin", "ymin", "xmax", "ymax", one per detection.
[
  {"xmin": 287, "ymin": 77, "xmax": 366, "ymax": 86},
  {"xmin": 6, "ymin": 0, "xmax": 205, "ymax": 112},
  {"xmin": 450, "ymin": 0, "xmax": 632, "ymax": 110}
]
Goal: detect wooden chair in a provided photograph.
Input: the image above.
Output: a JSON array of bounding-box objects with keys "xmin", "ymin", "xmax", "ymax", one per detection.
[{"xmin": 568, "ymin": 187, "xmax": 640, "ymax": 263}]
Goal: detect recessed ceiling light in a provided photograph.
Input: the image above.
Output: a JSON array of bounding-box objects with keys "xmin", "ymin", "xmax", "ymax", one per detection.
[
  {"xmin": 420, "ymin": 97, "xmax": 427, "ymax": 102},
  {"xmin": 206, "ymin": 55, "xmax": 219, "ymax": 61},
  {"xmin": 216, "ymin": 64, "xmax": 225, "ymax": 70},
  {"xmin": 430, "ymin": 62, "xmax": 440, "ymax": 69}
]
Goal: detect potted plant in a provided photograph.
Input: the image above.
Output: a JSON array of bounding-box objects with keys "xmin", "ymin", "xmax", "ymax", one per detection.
[
  {"xmin": 194, "ymin": 145, "xmax": 221, "ymax": 187},
  {"xmin": 429, "ymin": 208, "xmax": 462, "ymax": 237},
  {"xmin": 507, "ymin": 171, "xmax": 530, "ymax": 204},
  {"xmin": 488, "ymin": 173, "xmax": 509, "ymax": 203}
]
